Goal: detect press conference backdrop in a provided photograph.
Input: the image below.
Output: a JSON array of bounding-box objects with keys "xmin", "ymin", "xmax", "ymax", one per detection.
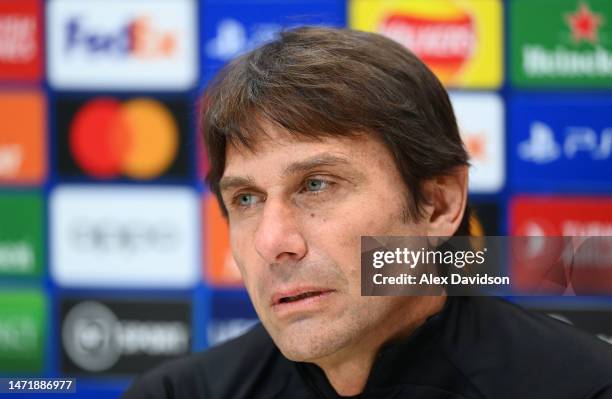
[{"xmin": 0, "ymin": 0, "xmax": 611, "ymax": 397}]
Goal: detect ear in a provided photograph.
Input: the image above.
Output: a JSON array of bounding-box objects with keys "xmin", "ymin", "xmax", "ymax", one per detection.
[{"xmin": 422, "ymin": 165, "xmax": 468, "ymax": 237}]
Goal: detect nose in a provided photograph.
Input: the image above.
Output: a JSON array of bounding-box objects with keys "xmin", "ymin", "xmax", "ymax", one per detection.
[{"xmin": 254, "ymin": 198, "xmax": 307, "ymax": 264}]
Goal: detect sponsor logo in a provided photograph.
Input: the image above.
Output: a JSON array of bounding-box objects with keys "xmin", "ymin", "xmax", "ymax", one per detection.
[
  {"xmin": 61, "ymin": 298, "xmax": 191, "ymax": 375},
  {"xmin": 0, "ymin": 11, "xmax": 37, "ymax": 61},
  {"xmin": 207, "ymin": 292, "xmax": 257, "ymax": 346},
  {"xmin": 510, "ymin": 197, "xmax": 612, "ymax": 237},
  {"xmin": 55, "ymin": 96, "xmax": 190, "ymax": 181},
  {"xmin": 207, "ymin": 319, "xmax": 258, "ymax": 347},
  {"xmin": 201, "ymin": 1, "xmax": 345, "ymax": 81},
  {"xmin": 0, "ymin": 91, "xmax": 46, "ymax": 184},
  {"xmin": 509, "ymin": 95, "xmax": 612, "ymax": 190},
  {"xmin": 203, "ymin": 194, "xmax": 243, "ymax": 286},
  {"xmin": 350, "ymin": 0, "xmax": 502, "ymax": 88},
  {"xmin": 71, "ymin": 221, "xmax": 178, "ymax": 253},
  {"xmin": 0, "ymin": 194, "xmax": 43, "ymax": 277},
  {"xmin": 0, "ymin": 290, "xmax": 46, "ymax": 373},
  {"xmin": 510, "ymin": 197, "xmax": 612, "ymax": 295},
  {"xmin": 518, "ymin": 122, "xmax": 562, "ymax": 164},
  {"xmin": 205, "ymin": 18, "xmax": 281, "ymax": 62},
  {"xmin": 511, "ymin": 0, "xmax": 612, "ymax": 86},
  {"xmin": 51, "ymin": 185, "xmax": 199, "ymax": 288},
  {"xmin": 0, "ymin": 241, "xmax": 34, "ymax": 273},
  {"xmin": 65, "ymin": 16, "xmax": 176, "ymax": 59},
  {"xmin": 519, "ymin": 121, "xmax": 611, "ymax": 164},
  {"xmin": 450, "ymin": 93, "xmax": 504, "ymax": 193},
  {"xmin": 522, "ymin": 45, "xmax": 612, "ymax": 80},
  {"xmin": 0, "ymin": 0, "xmax": 42, "ymax": 81},
  {"xmin": 379, "ymin": 12, "xmax": 475, "ymax": 82},
  {"xmin": 566, "ymin": 2, "xmax": 602, "ymax": 43},
  {"xmin": 69, "ymin": 98, "xmax": 178, "ymax": 180},
  {"xmin": 47, "ymin": 0, "xmax": 197, "ymax": 90}
]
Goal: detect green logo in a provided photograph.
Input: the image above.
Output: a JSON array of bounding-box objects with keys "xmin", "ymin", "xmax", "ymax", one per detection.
[
  {"xmin": 511, "ymin": 0, "xmax": 612, "ymax": 87},
  {"xmin": 0, "ymin": 194, "xmax": 43, "ymax": 277},
  {"xmin": 0, "ymin": 290, "xmax": 46, "ymax": 373}
]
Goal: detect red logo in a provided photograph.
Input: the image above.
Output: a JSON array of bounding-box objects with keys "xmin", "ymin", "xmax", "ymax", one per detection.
[
  {"xmin": 510, "ymin": 196, "xmax": 612, "ymax": 236},
  {"xmin": 565, "ymin": 2, "xmax": 603, "ymax": 44},
  {"xmin": 69, "ymin": 98, "xmax": 179, "ymax": 180},
  {"xmin": 379, "ymin": 11, "xmax": 475, "ymax": 80},
  {"xmin": 0, "ymin": 0, "xmax": 42, "ymax": 81},
  {"xmin": 510, "ymin": 196, "xmax": 612, "ymax": 295}
]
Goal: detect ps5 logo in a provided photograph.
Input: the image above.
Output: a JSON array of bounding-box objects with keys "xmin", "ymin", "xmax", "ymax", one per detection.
[
  {"xmin": 205, "ymin": 19, "xmax": 283, "ymax": 61},
  {"xmin": 519, "ymin": 121, "xmax": 612, "ymax": 164}
]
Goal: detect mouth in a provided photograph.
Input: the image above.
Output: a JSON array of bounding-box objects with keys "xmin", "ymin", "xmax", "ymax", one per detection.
[{"xmin": 271, "ymin": 288, "xmax": 335, "ymax": 307}]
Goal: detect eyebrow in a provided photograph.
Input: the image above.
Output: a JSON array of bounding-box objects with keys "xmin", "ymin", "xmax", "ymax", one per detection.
[
  {"xmin": 219, "ymin": 153, "xmax": 352, "ymax": 193},
  {"xmin": 219, "ymin": 175, "xmax": 257, "ymax": 193},
  {"xmin": 282, "ymin": 154, "xmax": 351, "ymax": 176}
]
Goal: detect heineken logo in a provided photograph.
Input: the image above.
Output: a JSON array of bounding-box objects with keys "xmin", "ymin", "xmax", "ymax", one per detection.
[
  {"xmin": 522, "ymin": 45, "xmax": 612, "ymax": 77},
  {"xmin": 566, "ymin": 2, "xmax": 603, "ymax": 43},
  {"xmin": 511, "ymin": 0, "xmax": 612, "ymax": 85}
]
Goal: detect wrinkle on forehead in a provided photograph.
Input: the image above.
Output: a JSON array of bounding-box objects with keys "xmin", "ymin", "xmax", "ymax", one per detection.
[{"xmin": 226, "ymin": 117, "xmax": 367, "ymax": 157}]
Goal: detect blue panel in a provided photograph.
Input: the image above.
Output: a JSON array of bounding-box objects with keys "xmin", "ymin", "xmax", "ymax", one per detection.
[
  {"xmin": 509, "ymin": 94, "xmax": 612, "ymax": 191},
  {"xmin": 201, "ymin": 0, "xmax": 346, "ymax": 83}
]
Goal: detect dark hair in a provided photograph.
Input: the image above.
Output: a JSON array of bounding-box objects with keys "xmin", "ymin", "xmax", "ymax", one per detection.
[{"xmin": 201, "ymin": 26, "xmax": 471, "ymax": 235}]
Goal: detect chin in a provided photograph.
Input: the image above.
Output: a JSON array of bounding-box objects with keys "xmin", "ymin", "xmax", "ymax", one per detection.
[
  {"xmin": 276, "ymin": 338, "xmax": 334, "ymax": 363},
  {"xmin": 269, "ymin": 321, "xmax": 350, "ymax": 362}
]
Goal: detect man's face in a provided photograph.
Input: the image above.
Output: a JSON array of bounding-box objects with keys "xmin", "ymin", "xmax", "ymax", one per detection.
[{"xmin": 220, "ymin": 122, "xmax": 431, "ymax": 362}]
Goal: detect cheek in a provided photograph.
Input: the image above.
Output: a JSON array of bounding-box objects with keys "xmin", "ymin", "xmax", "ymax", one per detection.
[
  {"xmin": 229, "ymin": 224, "xmax": 256, "ymax": 286},
  {"xmin": 318, "ymin": 193, "xmax": 406, "ymax": 244},
  {"xmin": 304, "ymin": 212, "xmax": 366, "ymax": 285},
  {"xmin": 306, "ymin": 194, "xmax": 410, "ymax": 281},
  {"xmin": 230, "ymin": 237, "xmax": 267, "ymax": 316}
]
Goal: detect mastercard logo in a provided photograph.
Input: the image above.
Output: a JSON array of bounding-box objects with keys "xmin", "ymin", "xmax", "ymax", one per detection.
[{"xmin": 69, "ymin": 98, "xmax": 178, "ymax": 180}]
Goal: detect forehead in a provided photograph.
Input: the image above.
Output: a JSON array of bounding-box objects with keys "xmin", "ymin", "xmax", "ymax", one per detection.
[{"xmin": 222, "ymin": 121, "xmax": 392, "ymax": 178}]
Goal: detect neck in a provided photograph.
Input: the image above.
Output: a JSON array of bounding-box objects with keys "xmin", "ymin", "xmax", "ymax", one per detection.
[{"xmin": 314, "ymin": 295, "xmax": 447, "ymax": 396}]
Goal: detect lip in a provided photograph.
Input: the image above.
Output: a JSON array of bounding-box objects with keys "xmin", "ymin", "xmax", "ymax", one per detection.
[{"xmin": 270, "ymin": 287, "xmax": 336, "ymax": 315}]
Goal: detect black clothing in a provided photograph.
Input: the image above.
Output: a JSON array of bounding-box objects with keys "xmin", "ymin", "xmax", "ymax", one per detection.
[{"xmin": 122, "ymin": 297, "xmax": 612, "ymax": 398}]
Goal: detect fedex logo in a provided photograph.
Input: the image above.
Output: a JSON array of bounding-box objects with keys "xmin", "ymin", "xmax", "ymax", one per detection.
[
  {"xmin": 64, "ymin": 16, "xmax": 176, "ymax": 58},
  {"xmin": 47, "ymin": 0, "xmax": 197, "ymax": 90}
]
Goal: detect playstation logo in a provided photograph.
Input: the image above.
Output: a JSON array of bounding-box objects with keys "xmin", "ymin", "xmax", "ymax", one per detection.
[{"xmin": 518, "ymin": 121, "xmax": 561, "ymax": 164}]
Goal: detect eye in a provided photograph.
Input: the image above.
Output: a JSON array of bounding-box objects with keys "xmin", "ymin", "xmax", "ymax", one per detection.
[
  {"xmin": 234, "ymin": 193, "xmax": 259, "ymax": 207},
  {"xmin": 303, "ymin": 178, "xmax": 331, "ymax": 193}
]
